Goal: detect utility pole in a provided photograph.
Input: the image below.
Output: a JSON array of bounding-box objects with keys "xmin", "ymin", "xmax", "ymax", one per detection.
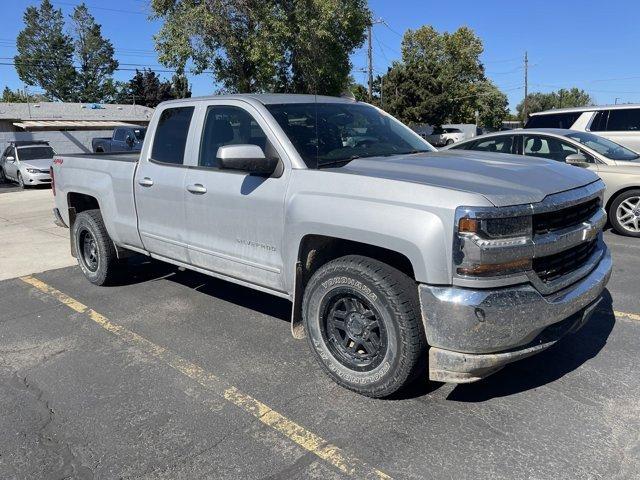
[
  {"xmin": 366, "ymin": 18, "xmax": 384, "ymax": 102},
  {"xmin": 367, "ymin": 24, "xmax": 373, "ymax": 100},
  {"xmin": 523, "ymin": 51, "xmax": 529, "ymax": 121}
]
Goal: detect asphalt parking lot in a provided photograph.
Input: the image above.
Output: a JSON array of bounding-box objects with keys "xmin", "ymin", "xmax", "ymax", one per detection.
[{"xmin": 1, "ymin": 189, "xmax": 639, "ymax": 479}]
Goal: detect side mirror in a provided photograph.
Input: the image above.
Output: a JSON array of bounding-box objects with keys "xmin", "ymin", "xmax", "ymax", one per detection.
[
  {"xmin": 217, "ymin": 144, "xmax": 278, "ymax": 175},
  {"xmin": 5, "ymin": 156, "xmax": 15, "ymax": 162},
  {"xmin": 565, "ymin": 153, "xmax": 589, "ymax": 166}
]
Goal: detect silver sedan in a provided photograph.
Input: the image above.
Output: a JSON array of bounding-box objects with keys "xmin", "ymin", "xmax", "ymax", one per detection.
[
  {"xmin": 445, "ymin": 128, "xmax": 640, "ymax": 237},
  {"xmin": 0, "ymin": 143, "xmax": 55, "ymax": 188}
]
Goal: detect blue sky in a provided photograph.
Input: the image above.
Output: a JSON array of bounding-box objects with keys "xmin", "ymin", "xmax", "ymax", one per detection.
[{"xmin": 2, "ymin": 0, "xmax": 640, "ymax": 112}]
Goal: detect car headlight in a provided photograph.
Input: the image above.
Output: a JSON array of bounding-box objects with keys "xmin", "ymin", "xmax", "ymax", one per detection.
[
  {"xmin": 26, "ymin": 168, "xmax": 39, "ymax": 173},
  {"xmin": 454, "ymin": 208, "xmax": 533, "ymax": 278}
]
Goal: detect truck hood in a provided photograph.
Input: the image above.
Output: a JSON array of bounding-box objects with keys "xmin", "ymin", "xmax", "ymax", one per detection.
[
  {"xmin": 21, "ymin": 158, "xmax": 53, "ymax": 170},
  {"xmin": 330, "ymin": 151, "xmax": 600, "ymax": 207}
]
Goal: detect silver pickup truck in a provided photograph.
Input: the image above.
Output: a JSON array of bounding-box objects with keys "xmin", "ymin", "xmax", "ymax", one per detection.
[{"xmin": 51, "ymin": 94, "xmax": 612, "ymax": 397}]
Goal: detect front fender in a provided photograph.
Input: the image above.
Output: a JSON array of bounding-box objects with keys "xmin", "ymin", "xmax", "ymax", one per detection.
[{"xmin": 282, "ymin": 192, "xmax": 452, "ymax": 292}]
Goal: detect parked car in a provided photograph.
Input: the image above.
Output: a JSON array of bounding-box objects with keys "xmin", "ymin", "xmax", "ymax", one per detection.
[
  {"xmin": 0, "ymin": 141, "xmax": 55, "ymax": 188},
  {"xmin": 525, "ymin": 104, "xmax": 640, "ymax": 153},
  {"xmin": 445, "ymin": 128, "xmax": 640, "ymax": 236},
  {"xmin": 92, "ymin": 125, "xmax": 146, "ymax": 153},
  {"xmin": 423, "ymin": 127, "xmax": 465, "ymax": 147},
  {"xmin": 51, "ymin": 94, "xmax": 611, "ymax": 397}
]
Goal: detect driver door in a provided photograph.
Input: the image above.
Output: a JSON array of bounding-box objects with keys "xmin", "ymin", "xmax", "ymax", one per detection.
[{"xmin": 183, "ymin": 101, "xmax": 290, "ymax": 293}]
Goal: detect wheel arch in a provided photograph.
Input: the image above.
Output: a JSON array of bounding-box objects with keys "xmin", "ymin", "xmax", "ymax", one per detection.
[
  {"xmin": 290, "ymin": 234, "xmax": 418, "ymax": 339},
  {"xmin": 605, "ymin": 185, "xmax": 640, "ymax": 214}
]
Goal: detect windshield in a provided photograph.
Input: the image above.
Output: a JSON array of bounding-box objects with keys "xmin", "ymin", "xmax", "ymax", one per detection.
[
  {"xmin": 133, "ymin": 128, "xmax": 146, "ymax": 141},
  {"xmin": 17, "ymin": 146, "xmax": 55, "ymax": 161},
  {"xmin": 265, "ymin": 102, "xmax": 435, "ymax": 168},
  {"xmin": 565, "ymin": 132, "xmax": 639, "ymax": 161}
]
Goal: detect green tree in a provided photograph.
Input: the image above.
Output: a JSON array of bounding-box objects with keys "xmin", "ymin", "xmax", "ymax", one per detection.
[
  {"xmin": 14, "ymin": 0, "xmax": 77, "ymax": 101},
  {"xmin": 1, "ymin": 86, "xmax": 48, "ymax": 102},
  {"xmin": 379, "ymin": 25, "xmax": 507, "ymax": 128},
  {"xmin": 115, "ymin": 69, "xmax": 187, "ymax": 107},
  {"xmin": 516, "ymin": 88, "xmax": 593, "ymax": 121},
  {"xmin": 150, "ymin": 0, "xmax": 370, "ymax": 95},
  {"xmin": 70, "ymin": 3, "xmax": 119, "ymax": 102}
]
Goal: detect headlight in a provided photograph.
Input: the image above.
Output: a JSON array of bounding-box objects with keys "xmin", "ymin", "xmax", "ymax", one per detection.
[
  {"xmin": 26, "ymin": 168, "xmax": 39, "ymax": 173},
  {"xmin": 454, "ymin": 208, "xmax": 534, "ymax": 278}
]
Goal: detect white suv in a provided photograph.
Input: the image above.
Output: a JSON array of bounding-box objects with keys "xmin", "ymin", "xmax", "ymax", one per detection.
[{"xmin": 525, "ymin": 104, "xmax": 640, "ymax": 153}]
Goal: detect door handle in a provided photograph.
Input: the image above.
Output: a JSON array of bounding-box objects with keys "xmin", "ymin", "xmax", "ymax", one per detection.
[
  {"xmin": 186, "ymin": 183, "xmax": 207, "ymax": 194},
  {"xmin": 138, "ymin": 177, "xmax": 154, "ymax": 187}
]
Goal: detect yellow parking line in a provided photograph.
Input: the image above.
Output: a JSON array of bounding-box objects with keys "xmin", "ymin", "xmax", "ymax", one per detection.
[
  {"xmin": 19, "ymin": 275, "xmax": 391, "ymax": 480},
  {"xmin": 614, "ymin": 310, "xmax": 640, "ymax": 322}
]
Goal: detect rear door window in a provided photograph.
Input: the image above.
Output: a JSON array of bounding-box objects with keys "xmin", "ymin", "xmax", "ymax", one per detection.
[
  {"xmin": 604, "ymin": 108, "xmax": 640, "ymax": 132},
  {"xmin": 113, "ymin": 128, "xmax": 126, "ymax": 141},
  {"xmin": 589, "ymin": 110, "xmax": 609, "ymax": 132},
  {"xmin": 150, "ymin": 106, "xmax": 195, "ymax": 165},
  {"xmin": 468, "ymin": 136, "xmax": 515, "ymax": 154},
  {"xmin": 524, "ymin": 112, "xmax": 582, "ymax": 129}
]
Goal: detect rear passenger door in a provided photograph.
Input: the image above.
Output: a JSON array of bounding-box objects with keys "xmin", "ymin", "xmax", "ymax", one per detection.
[
  {"xmin": 134, "ymin": 105, "xmax": 196, "ymax": 262},
  {"xmin": 182, "ymin": 101, "xmax": 290, "ymax": 293}
]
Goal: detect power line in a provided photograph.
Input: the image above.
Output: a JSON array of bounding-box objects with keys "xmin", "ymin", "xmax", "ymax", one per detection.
[{"xmin": 52, "ymin": 1, "xmax": 147, "ymax": 15}]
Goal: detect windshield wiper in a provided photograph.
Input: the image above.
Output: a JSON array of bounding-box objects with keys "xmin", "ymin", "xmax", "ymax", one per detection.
[{"xmin": 316, "ymin": 157, "xmax": 360, "ymax": 169}]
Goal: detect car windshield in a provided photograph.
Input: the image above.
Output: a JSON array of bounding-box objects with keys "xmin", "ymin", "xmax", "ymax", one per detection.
[
  {"xmin": 17, "ymin": 146, "xmax": 55, "ymax": 160},
  {"xmin": 265, "ymin": 102, "xmax": 435, "ymax": 168},
  {"xmin": 134, "ymin": 128, "xmax": 146, "ymax": 140},
  {"xmin": 565, "ymin": 132, "xmax": 639, "ymax": 161}
]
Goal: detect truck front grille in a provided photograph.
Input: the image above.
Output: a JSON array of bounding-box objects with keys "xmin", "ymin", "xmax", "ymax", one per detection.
[
  {"xmin": 533, "ymin": 198, "xmax": 600, "ymax": 235},
  {"xmin": 533, "ymin": 240, "xmax": 597, "ymax": 283}
]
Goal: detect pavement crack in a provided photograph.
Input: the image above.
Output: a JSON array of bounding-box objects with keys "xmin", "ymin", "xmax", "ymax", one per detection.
[{"xmin": 14, "ymin": 373, "xmax": 94, "ymax": 480}]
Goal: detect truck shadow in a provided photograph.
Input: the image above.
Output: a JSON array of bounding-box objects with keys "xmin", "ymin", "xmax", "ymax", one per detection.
[
  {"xmin": 442, "ymin": 289, "xmax": 615, "ymax": 402},
  {"xmin": 115, "ymin": 256, "xmax": 293, "ymax": 322}
]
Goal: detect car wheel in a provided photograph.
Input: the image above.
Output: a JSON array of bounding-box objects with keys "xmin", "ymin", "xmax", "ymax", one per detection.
[
  {"xmin": 446, "ymin": 139, "xmax": 454, "ymax": 145},
  {"xmin": 302, "ymin": 255, "xmax": 427, "ymax": 398},
  {"xmin": 609, "ymin": 189, "xmax": 640, "ymax": 237},
  {"xmin": 17, "ymin": 172, "xmax": 27, "ymax": 189},
  {"xmin": 0, "ymin": 168, "xmax": 5, "ymax": 183},
  {"xmin": 72, "ymin": 209, "xmax": 119, "ymax": 285}
]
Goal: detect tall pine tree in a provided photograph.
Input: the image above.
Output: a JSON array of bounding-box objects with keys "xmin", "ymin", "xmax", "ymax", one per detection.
[
  {"xmin": 71, "ymin": 3, "xmax": 119, "ymax": 102},
  {"xmin": 15, "ymin": 0, "xmax": 76, "ymax": 101}
]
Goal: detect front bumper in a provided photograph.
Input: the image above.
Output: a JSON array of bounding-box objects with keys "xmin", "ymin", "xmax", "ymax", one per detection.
[
  {"xmin": 22, "ymin": 170, "xmax": 51, "ymax": 185},
  {"xmin": 420, "ymin": 248, "xmax": 612, "ymax": 383}
]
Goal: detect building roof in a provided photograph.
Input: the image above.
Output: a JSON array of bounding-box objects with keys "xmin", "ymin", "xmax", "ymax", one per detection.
[{"xmin": 0, "ymin": 102, "xmax": 154, "ymax": 122}]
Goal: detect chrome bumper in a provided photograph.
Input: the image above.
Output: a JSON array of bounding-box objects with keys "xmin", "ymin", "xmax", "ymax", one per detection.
[{"xmin": 421, "ymin": 246, "xmax": 612, "ymax": 383}]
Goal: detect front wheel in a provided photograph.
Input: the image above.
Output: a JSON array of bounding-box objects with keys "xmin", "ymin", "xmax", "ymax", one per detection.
[
  {"xmin": 302, "ymin": 255, "xmax": 427, "ymax": 398},
  {"xmin": 0, "ymin": 168, "xmax": 5, "ymax": 183},
  {"xmin": 445, "ymin": 139, "xmax": 454, "ymax": 146},
  {"xmin": 17, "ymin": 172, "xmax": 26, "ymax": 189},
  {"xmin": 609, "ymin": 189, "xmax": 640, "ymax": 237},
  {"xmin": 72, "ymin": 209, "xmax": 119, "ymax": 285}
]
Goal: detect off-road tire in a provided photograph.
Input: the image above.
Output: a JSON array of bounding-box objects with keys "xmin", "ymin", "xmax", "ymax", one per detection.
[
  {"xmin": 72, "ymin": 209, "xmax": 119, "ymax": 285},
  {"xmin": 302, "ymin": 255, "xmax": 427, "ymax": 398},
  {"xmin": 609, "ymin": 189, "xmax": 640, "ymax": 237}
]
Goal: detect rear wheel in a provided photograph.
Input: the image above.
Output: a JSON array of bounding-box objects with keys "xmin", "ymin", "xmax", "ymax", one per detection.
[
  {"xmin": 609, "ymin": 189, "xmax": 640, "ymax": 237},
  {"xmin": 302, "ymin": 255, "xmax": 427, "ymax": 398},
  {"xmin": 72, "ymin": 209, "xmax": 119, "ymax": 285}
]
